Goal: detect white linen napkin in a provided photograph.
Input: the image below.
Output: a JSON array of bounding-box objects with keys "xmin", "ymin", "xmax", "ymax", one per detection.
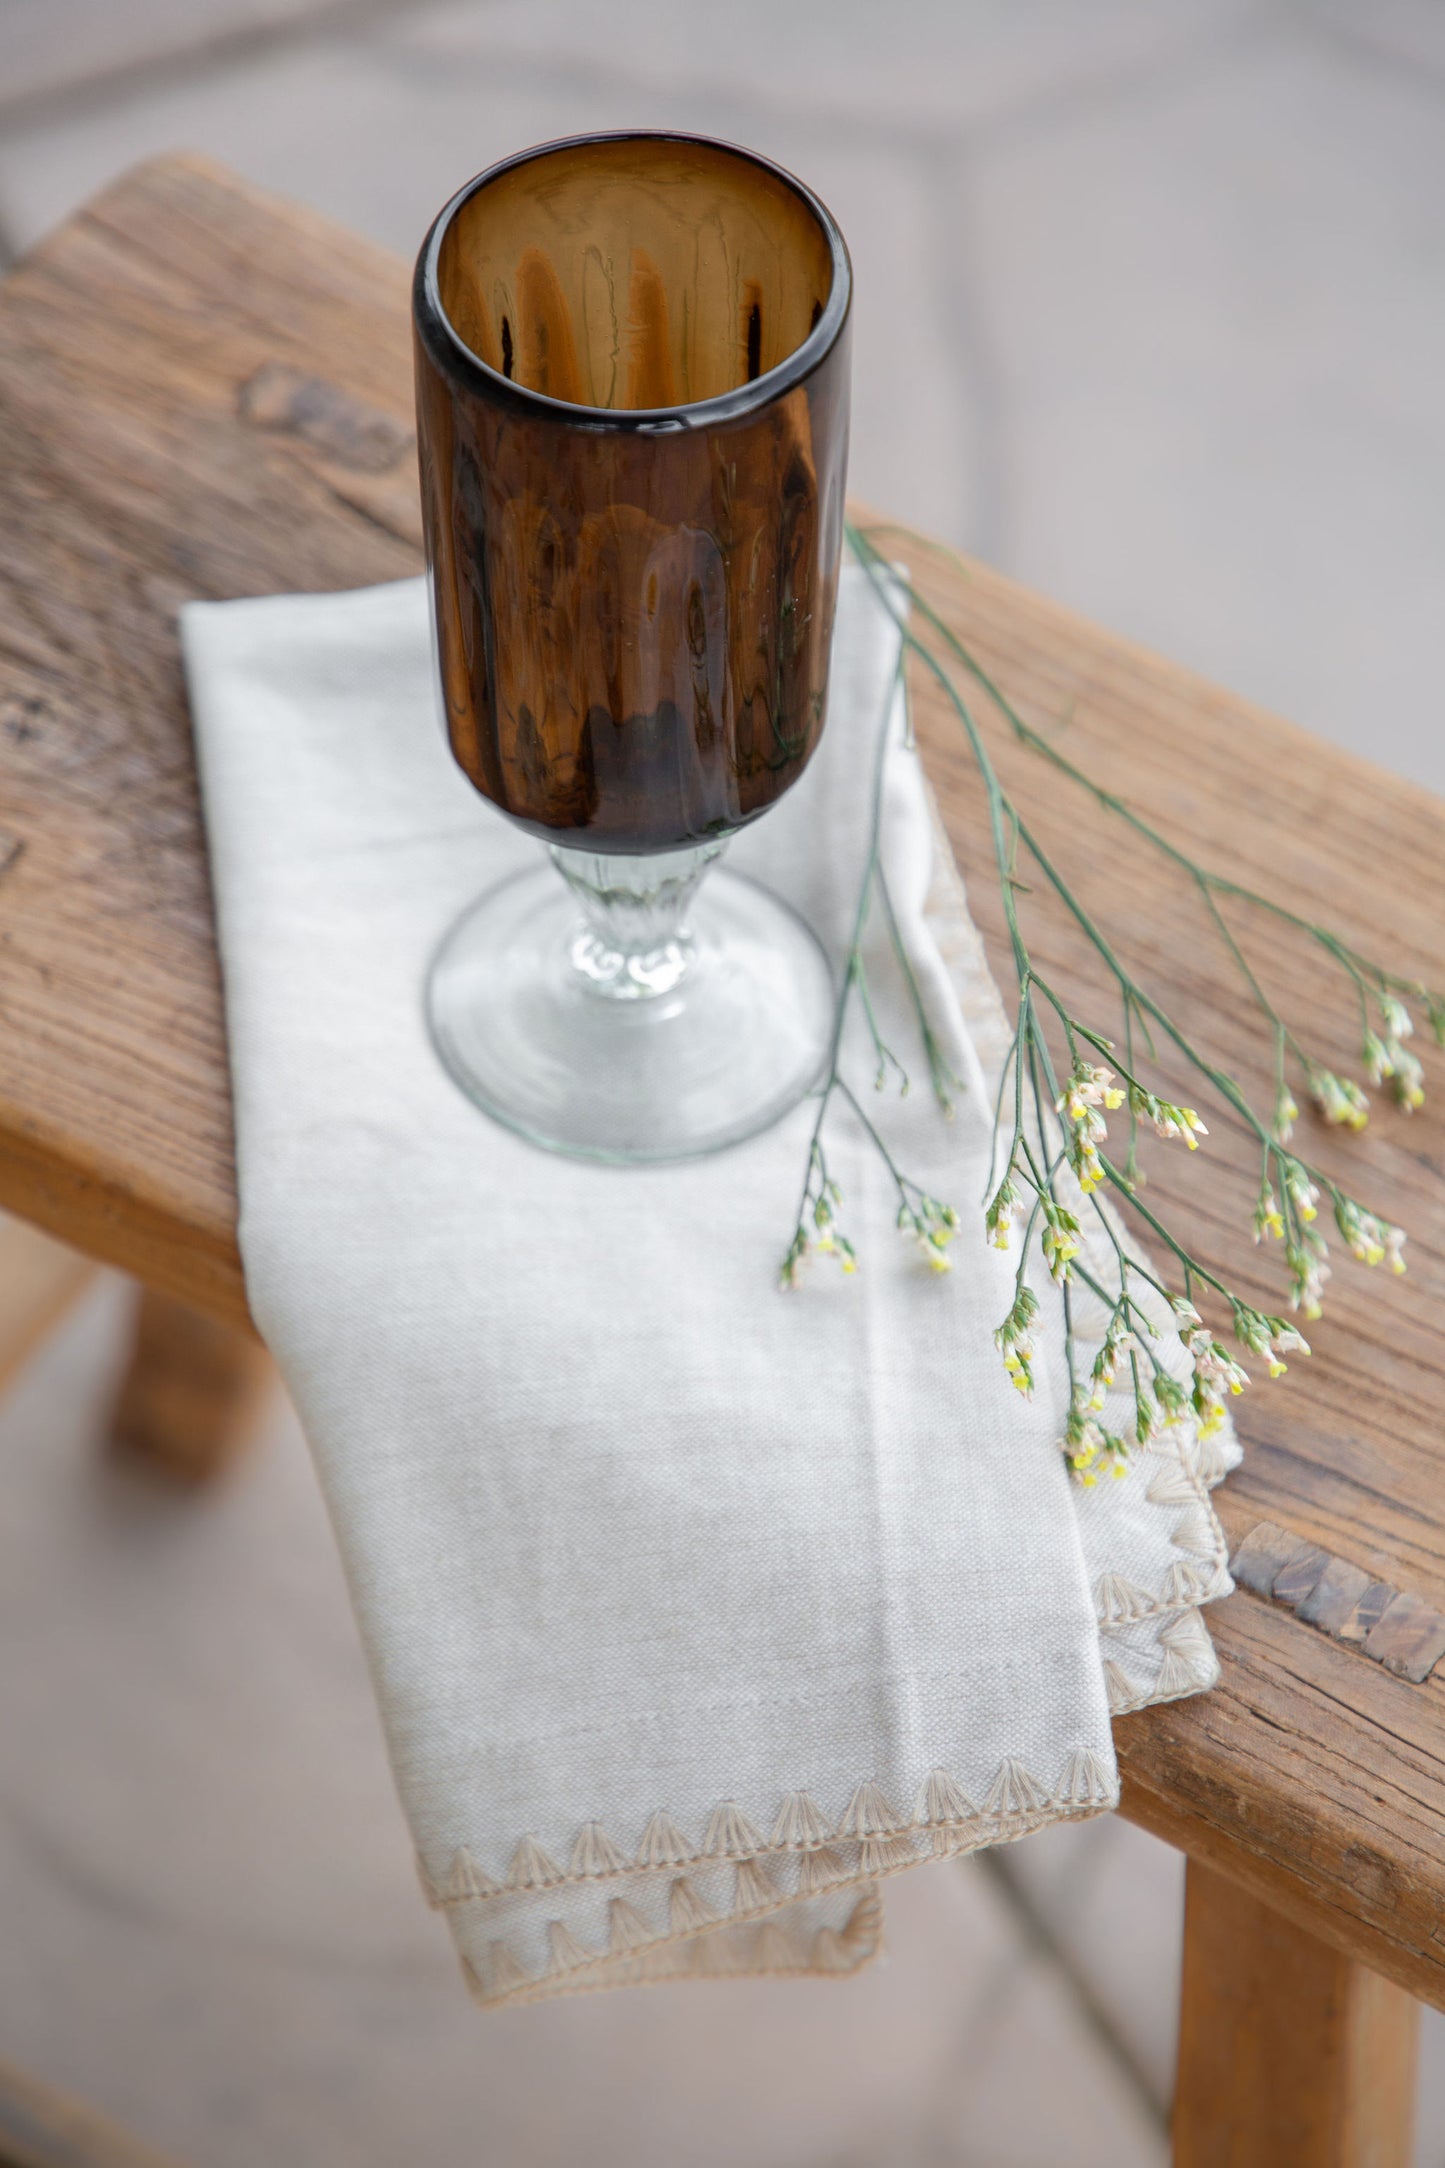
[{"xmin": 181, "ymin": 565, "xmax": 1232, "ymax": 2009}]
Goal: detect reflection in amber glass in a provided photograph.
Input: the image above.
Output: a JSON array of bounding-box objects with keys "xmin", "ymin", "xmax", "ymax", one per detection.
[{"xmin": 437, "ymin": 136, "xmax": 834, "ymax": 411}]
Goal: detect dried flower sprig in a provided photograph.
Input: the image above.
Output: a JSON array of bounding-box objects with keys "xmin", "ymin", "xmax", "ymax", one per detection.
[
  {"xmin": 780, "ymin": 640, "xmax": 963, "ymax": 1287},
  {"xmin": 783, "ymin": 522, "xmax": 1441, "ymax": 1481}
]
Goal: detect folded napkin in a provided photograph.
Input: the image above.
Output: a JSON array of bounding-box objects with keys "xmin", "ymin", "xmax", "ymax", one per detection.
[{"xmin": 182, "ymin": 565, "xmax": 1233, "ymax": 2009}]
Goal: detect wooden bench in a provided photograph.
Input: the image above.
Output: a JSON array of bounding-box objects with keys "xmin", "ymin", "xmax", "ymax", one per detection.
[{"xmin": 2, "ymin": 154, "xmax": 1441, "ymax": 2166}]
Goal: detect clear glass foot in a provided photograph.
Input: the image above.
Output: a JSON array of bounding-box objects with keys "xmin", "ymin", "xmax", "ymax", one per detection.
[{"xmin": 426, "ymin": 841, "xmax": 834, "ymax": 1163}]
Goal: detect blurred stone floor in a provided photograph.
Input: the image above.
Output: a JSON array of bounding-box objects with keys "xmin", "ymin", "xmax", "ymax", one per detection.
[{"xmin": 0, "ymin": 2, "xmax": 1443, "ymax": 2162}]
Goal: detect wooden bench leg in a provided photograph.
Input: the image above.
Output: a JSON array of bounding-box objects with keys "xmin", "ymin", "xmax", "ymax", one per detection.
[
  {"xmin": 110, "ymin": 1288, "xmax": 272, "ymax": 1483},
  {"xmin": 1173, "ymin": 1857, "xmax": 1419, "ymax": 2167},
  {"xmin": 0, "ymin": 2047, "xmax": 189, "ymax": 2167},
  {"xmin": 0, "ymin": 1213, "xmax": 93, "ymax": 1394}
]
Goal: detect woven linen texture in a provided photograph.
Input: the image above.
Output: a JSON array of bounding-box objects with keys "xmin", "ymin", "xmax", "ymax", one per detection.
[{"xmin": 182, "ymin": 567, "xmax": 1230, "ymax": 2006}]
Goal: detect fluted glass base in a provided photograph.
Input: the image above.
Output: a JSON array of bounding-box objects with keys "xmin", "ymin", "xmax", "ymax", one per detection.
[{"xmin": 426, "ymin": 842, "xmax": 834, "ymax": 1163}]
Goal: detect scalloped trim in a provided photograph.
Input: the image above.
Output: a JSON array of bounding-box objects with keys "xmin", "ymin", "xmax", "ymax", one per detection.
[
  {"xmin": 1093, "ymin": 1540, "xmax": 1232, "ymax": 1631},
  {"xmin": 450, "ymin": 1745, "xmax": 1119, "ymax": 2007},
  {"xmin": 1103, "ymin": 1607, "xmax": 1220, "ymax": 1714},
  {"xmin": 462, "ymin": 1888, "xmax": 887, "ymax": 2010},
  {"xmin": 419, "ymin": 1747, "xmax": 1117, "ymax": 1923}
]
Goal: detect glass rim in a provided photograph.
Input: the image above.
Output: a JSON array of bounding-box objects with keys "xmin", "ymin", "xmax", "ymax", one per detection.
[{"xmin": 413, "ymin": 129, "xmax": 852, "ymax": 433}]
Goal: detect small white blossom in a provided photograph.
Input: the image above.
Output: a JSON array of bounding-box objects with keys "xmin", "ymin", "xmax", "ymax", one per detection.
[
  {"xmin": 985, "ymin": 1175, "xmax": 1018, "ymax": 1251},
  {"xmin": 1253, "ymin": 1187, "xmax": 1284, "ymax": 1243},
  {"xmin": 1041, "ymin": 1203, "xmax": 1082, "ymax": 1283},
  {"xmin": 1064, "ymin": 1390, "xmax": 1128, "ymax": 1483},
  {"xmin": 1380, "ymin": 995, "xmax": 1414, "ymax": 1041},
  {"xmin": 1056, "ymin": 1060, "xmax": 1123, "ymax": 1194},
  {"xmin": 1274, "ymin": 1084, "xmax": 1300, "ymax": 1142},
  {"xmin": 1235, "ymin": 1305, "xmax": 1310, "ymax": 1379},
  {"xmin": 1311, "ymin": 1069, "xmax": 1369, "ymax": 1132},
  {"xmin": 1127, "ymin": 1085, "xmax": 1207, "ymax": 1149},
  {"xmin": 900, "ymin": 1192, "xmax": 960, "ymax": 1273},
  {"xmin": 1391, "ymin": 1044, "xmax": 1425, "ymax": 1112},
  {"xmin": 994, "ymin": 1284, "xmax": 1040, "ymax": 1397},
  {"xmin": 1286, "ymin": 1237, "xmax": 1330, "ymax": 1319},
  {"xmin": 1284, "ymin": 1164, "xmax": 1320, "ymax": 1223},
  {"xmin": 1362, "ymin": 1029, "xmax": 1395, "ymax": 1085},
  {"xmin": 1333, "ymin": 1196, "xmax": 1407, "ymax": 1274}
]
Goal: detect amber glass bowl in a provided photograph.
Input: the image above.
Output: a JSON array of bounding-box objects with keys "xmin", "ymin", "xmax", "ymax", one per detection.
[{"xmin": 413, "ymin": 132, "xmax": 852, "ymax": 1162}]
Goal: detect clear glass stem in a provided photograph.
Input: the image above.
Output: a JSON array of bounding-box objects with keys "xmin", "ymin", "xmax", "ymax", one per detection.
[{"xmin": 550, "ymin": 839, "xmax": 728, "ymax": 1000}]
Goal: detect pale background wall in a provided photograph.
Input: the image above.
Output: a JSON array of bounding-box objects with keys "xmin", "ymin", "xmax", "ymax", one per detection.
[{"xmin": 1, "ymin": 4, "xmax": 1442, "ymax": 2163}]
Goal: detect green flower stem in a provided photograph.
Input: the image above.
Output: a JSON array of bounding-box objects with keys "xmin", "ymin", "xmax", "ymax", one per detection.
[
  {"xmin": 1015, "ymin": 813, "xmax": 1384, "ymax": 1236},
  {"xmin": 784, "ymin": 648, "xmax": 904, "ymax": 1257},
  {"xmin": 1082, "ymin": 1191, "xmax": 1175, "ymax": 1309},
  {"xmin": 1061, "ymin": 1272, "xmax": 1078, "ymax": 1401},
  {"xmin": 1015, "ymin": 1190, "xmax": 1045, "ymax": 1282},
  {"xmin": 985, "ymin": 1008, "xmax": 1025, "ymax": 1198},
  {"xmin": 869, "ymin": 534, "xmax": 1391, "ymax": 979},
  {"xmin": 784, "ymin": 524, "xmax": 1428, "ymax": 1473},
  {"xmin": 855, "ymin": 952, "xmax": 908, "ymax": 1094},
  {"xmin": 1097, "ymin": 1157, "xmax": 1234, "ymax": 1305},
  {"xmin": 836, "ymin": 1075, "xmax": 916, "ymax": 1213},
  {"xmin": 849, "ymin": 533, "xmax": 1030, "ymax": 986},
  {"xmin": 874, "ymin": 860, "xmax": 959, "ymax": 1112}
]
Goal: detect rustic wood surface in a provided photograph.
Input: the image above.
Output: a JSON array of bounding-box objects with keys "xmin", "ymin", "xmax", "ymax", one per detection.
[
  {"xmin": 1231, "ymin": 1518, "xmax": 1445, "ymax": 1681},
  {"xmin": 0, "ymin": 156, "xmax": 1442, "ymax": 2007},
  {"xmin": 1172, "ymin": 1859, "xmax": 1419, "ymax": 2167}
]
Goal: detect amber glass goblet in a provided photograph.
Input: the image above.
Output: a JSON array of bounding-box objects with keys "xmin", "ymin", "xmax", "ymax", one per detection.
[{"xmin": 413, "ymin": 131, "xmax": 852, "ymax": 1161}]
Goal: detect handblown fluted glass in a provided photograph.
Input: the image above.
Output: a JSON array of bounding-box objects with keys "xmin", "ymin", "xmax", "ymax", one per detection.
[{"xmin": 413, "ymin": 131, "xmax": 852, "ymax": 1161}]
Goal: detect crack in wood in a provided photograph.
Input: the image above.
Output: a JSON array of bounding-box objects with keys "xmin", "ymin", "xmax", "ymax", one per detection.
[{"xmin": 1232, "ymin": 1521, "xmax": 1445, "ymax": 1683}]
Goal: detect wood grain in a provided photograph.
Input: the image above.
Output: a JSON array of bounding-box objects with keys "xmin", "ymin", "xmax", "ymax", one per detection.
[
  {"xmin": 1173, "ymin": 1859, "xmax": 1418, "ymax": 2167},
  {"xmin": 0, "ymin": 156, "xmax": 419, "ymax": 1324},
  {"xmin": 0, "ymin": 157, "xmax": 1442, "ymax": 2004},
  {"xmin": 1231, "ymin": 1519, "xmax": 1445, "ymax": 1680}
]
